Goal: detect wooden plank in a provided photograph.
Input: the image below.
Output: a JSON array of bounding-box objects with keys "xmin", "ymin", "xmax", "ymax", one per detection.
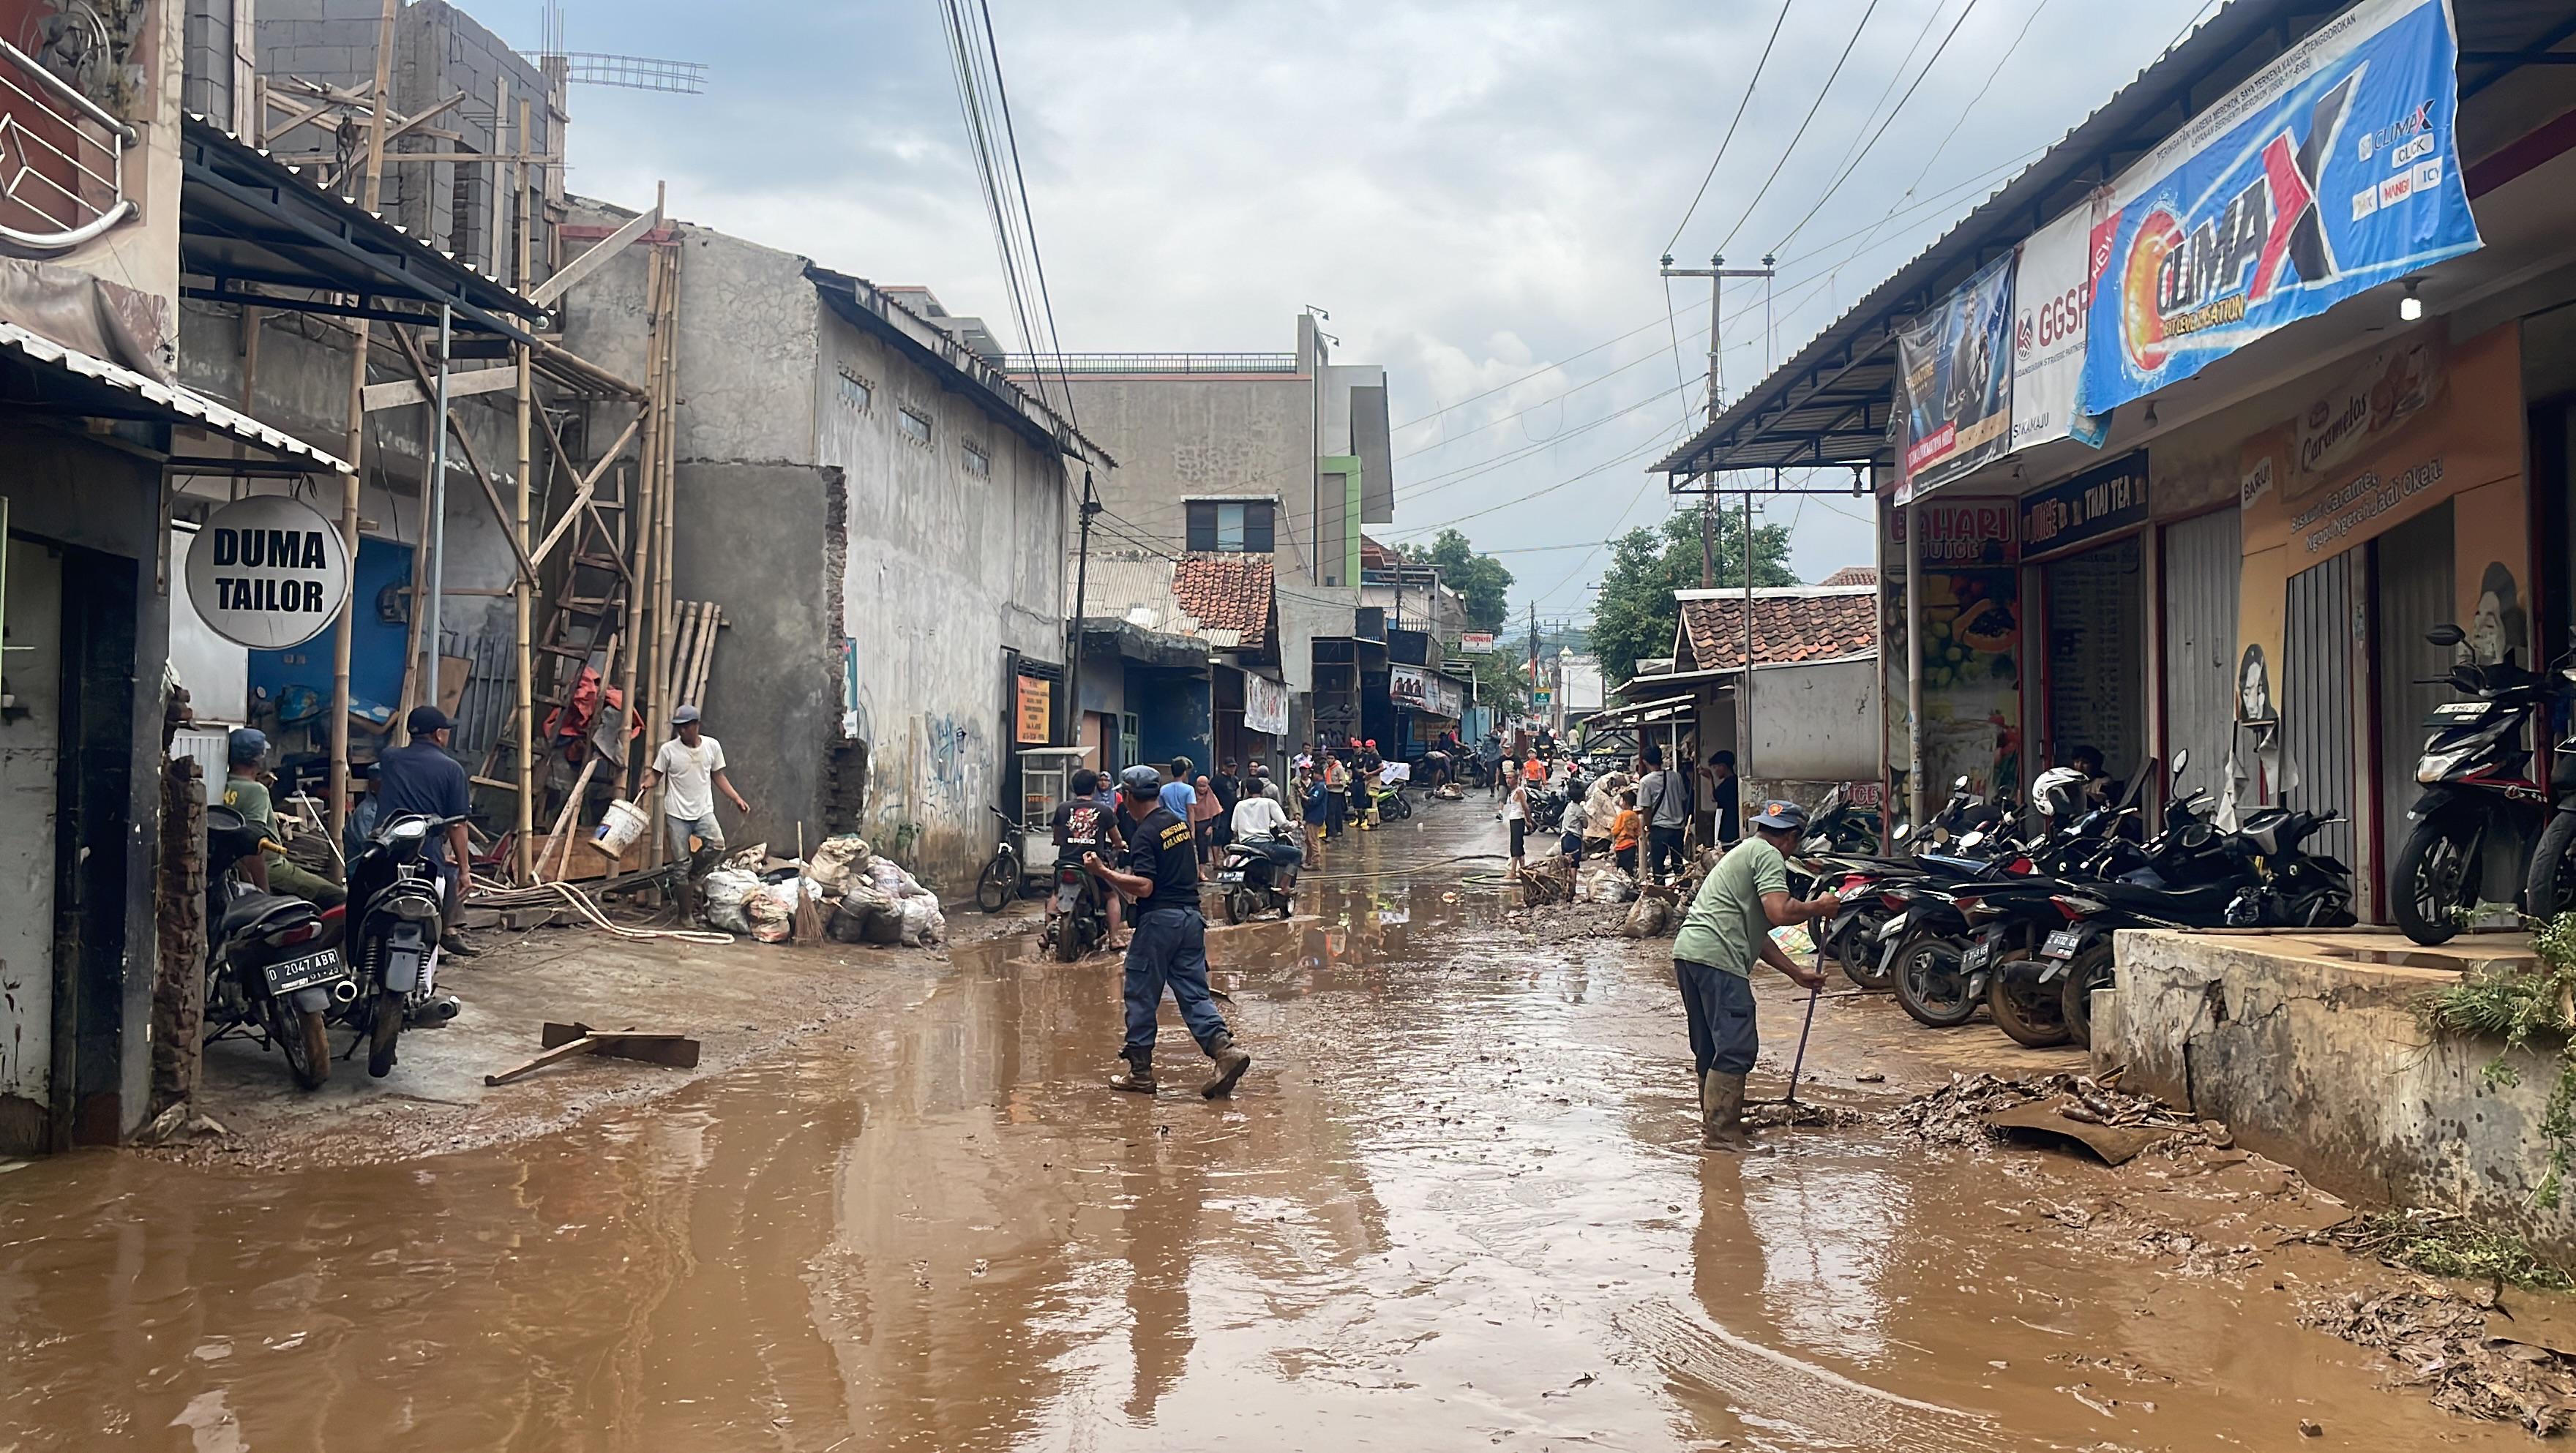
[
  {"xmin": 484, "ymin": 1035, "xmax": 600, "ymax": 1086},
  {"xmin": 528, "ymin": 197, "xmax": 663, "ymax": 308},
  {"xmin": 437, "ymin": 653, "xmax": 471, "ymax": 718},
  {"xmin": 362, "ymin": 364, "xmax": 518, "ymax": 412}
]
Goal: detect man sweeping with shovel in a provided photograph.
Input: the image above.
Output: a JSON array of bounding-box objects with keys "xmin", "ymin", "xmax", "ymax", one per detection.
[{"xmin": 1671, "ymin": 800, "xmax": 1841, "ymax": 1151}]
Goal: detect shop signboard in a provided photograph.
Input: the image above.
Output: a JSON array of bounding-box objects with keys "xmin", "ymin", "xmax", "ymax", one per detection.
[
  {"xmin": 1244, "ymin": 672, "xmax": 1289, "ymax": 735},
  {"xmin": 184, "ymin": 495, "xmax": 351, "ymax": 650},
  {"xmin": 2021, "ymin": 452, "xmax": 2149, "ymax": 560},
  {"xmin": 2080, "ymin": 0, "xmax": 2482, "ymax": 415},
  {"xmin": 1014, "ymin": 675, "xmax": 1052, "ymax": 745},
  {"xmin": 1390, "ymin": 663, "xmax": 1429, "ymax": 709},
  {"xmin": 1460, "ymin": 631, "xmax": 1497, "ymax": 653},
  {"xmin": 1422, "ymin": 673, "xmax": 1466, "ymax": 720},
  {"xmin": 2010, "ymin": 192, "xmax": 2113, "ymax": 452},
  {"xmin": 1893, "ymin": 252, "xmax": 2015, "ymax": 503}
]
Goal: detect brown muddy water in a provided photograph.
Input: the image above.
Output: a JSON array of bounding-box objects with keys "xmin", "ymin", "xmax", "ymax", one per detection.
[{"xmin": 0, "ymin": 817, "xmax": 2534, "ymax": 1450}]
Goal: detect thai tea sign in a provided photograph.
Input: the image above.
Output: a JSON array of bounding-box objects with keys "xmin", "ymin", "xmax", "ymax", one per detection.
[
  {"xmin": 184, "ymin": 495, "xmax": 351, "ymax": 650},
  {"xmin": 2020, "ymin": 452, "xmax": 2149, "ymax": 560}
]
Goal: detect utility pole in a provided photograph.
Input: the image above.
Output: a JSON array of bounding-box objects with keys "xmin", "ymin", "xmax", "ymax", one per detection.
[
  {"xmin": 1660, "ymin": 252, "xmax": 1775, "ymax": 588},
  {"xmin": 1527, "ymin": 600, "xmax": 1538, "ymax": 728},
  {"xmin": 1065, "ymin": 468, "xmax": 1100, "ymax": 754}
]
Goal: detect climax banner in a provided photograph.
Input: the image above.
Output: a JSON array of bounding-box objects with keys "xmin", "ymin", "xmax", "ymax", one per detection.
[
  {"xmin": 1894, "ymin": 252, "xmax": 2015, "ymax": 503},
  {"xmin": 2081, "ymin": 0, "xmax": 2481, "ymax": 414}
]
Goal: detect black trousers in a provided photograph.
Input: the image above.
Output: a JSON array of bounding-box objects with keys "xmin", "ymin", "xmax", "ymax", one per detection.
[
  {"xmin": 1648, "ymin": 825, "xmax": 1687, "ymax": 880},
  {"xmin": 1675, "ymin": 958, "xmax": 1759, "ymax": 1076}
]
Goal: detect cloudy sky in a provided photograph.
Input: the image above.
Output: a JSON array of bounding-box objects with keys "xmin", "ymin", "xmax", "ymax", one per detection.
[{"xmin": 479, "ymin": 0, "xmax": 2220, "ymax": 628}]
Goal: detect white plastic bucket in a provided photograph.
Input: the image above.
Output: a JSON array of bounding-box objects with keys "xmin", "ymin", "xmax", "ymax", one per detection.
[{"xmin": 593, "ymin": 797, "xmax": 649, "ymax": 858}]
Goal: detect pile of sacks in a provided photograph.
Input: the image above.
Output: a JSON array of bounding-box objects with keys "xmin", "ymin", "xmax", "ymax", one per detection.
[{"xmin": 699, "ymin": 836, "xmax": 946, "ymax": 947}]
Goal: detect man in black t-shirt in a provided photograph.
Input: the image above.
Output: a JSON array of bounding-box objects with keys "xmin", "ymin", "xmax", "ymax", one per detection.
[
  {"xmin": 1085, "ymin": 765, "xmax": 1252, "ymax": 1097},
  {"xmin": 1049, "ymin": 769, "xmax": 1123, "ymax": 947}
]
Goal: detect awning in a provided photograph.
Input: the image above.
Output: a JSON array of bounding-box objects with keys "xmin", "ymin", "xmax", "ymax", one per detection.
[{"xmin": 0, "ymin": 320, "xmax": 349, "ymax": 473}]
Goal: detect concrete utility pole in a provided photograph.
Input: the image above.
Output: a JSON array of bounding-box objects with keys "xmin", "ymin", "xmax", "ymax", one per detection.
[
  {"xmin": 1659, "ymin": 253, "xmax": 1775, "ymax": 588},
  {"xmin": 1064, "ymin": 468, "xmax": 1099, "ymax": 754}
]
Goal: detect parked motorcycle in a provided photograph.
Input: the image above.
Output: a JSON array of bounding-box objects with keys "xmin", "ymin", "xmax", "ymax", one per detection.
[
  {"xmin": 201, "ymin": 805, "xmax": 348, "ymax": 1089},
  {"xmin": 1371, "ymin": 778, "xmax": 1415, "ymax": 822},
  {"xmin": 1800, "ymin": 783, "xmax": 1884, "ymax": 856},
  {"xmin": 1041, "ymin": 857, "xmax": 1110, "ymax": 961},
  {"xmin": 1213, "ymin": 830, "xmax": 1301, "ymax": 923},
  {"xmin": 342, "ymin": 811, "xmax": 470, "ymax": 1077},
  {"xmin": 2390, "ymin": 622, "xmax": 2569, "ymax": 942},
  {"xmin": 2522, "ymin": 629, "xmax": 2576, "ymax": 920}
]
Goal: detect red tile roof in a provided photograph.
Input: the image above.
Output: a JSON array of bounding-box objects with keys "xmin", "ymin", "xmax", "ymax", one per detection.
[
  {"xmin": 1678, "ymin": 590, "xmax": 1877, "ymax": 669},
  {"xmin": 1172, "ymin": 553, "xmax": 1274, "ymax": 644},
  {"xmin": 1820, "ymin": 566, "xmax": 1878, "ymax": 587}
]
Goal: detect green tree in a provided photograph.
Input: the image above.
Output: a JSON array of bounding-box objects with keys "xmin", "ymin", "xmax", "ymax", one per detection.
[
  {"xmin": 1421, "ymin": 529, "xmax": 1515, "ymax": 634},
  {"xmin": 1465, "ymin": 645, "xmax": 1527, "ymax": 717},
  {"xmin": 1590, "ymin": 508, "xmax": 1795, "ymax": 685}
]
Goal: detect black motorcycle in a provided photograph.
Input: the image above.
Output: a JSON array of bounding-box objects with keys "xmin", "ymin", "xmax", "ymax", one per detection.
[
  {"xmin": 2523, "ymin": 631, "xmax": 2576, "ymax": 920},
  {"xmin": 1213, "ymin": 831, "xmax": 1301, "ymax": 923},
  {"xmin": 202, "ymin": 805, "xmax": 349, "ymax": 1089},
  {"xmin": 342, "ymin": 812, "xmax": 468, "ymax": 1078},
  {"xmin": 1800, "ymin": 783, "xmax": 1884, "ymax": 856},
  {"xmin": 1043, "ymin": 856, "xmax": 1110, "ymax": 961},
  {"xmin": 2395, "ymin": 623, "xmax": 2566, "ymax": 943}
]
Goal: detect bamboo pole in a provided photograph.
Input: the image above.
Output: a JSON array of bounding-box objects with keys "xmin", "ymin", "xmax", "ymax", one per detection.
[
  {"xmin": 513, "ymin": 97, "xmax": 536, "ymax": 883},
  {"xmin": 618, "ymin": 217, "xmax": 662, "ymax": 803},
  {"xmin": 328, "ymin": 0, "xmax": 400, "ymax": 847},
  {"xmin": 652, "ymin": 234, "xmax": 682, "ymax": 819}
]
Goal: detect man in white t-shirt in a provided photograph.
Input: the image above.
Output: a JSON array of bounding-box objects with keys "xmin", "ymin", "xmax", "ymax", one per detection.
[{"xmin": 635, "ymin": 705, "xmax": 751, "ymax": 915}]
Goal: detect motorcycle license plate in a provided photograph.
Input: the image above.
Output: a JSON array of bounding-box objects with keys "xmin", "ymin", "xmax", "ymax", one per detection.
[
  {"xmin": 1213, "ymin": 871, "xmax": 1246, "ymax": 885},
  {"xmin": 263, "ymin": 947, "xmax": 345, "ymax": 996},
  {"xmin": 1052, "ymin": 881, "xmax": 1082, "ymax": 911},
  {"xmin": 1960, "ymin": 938, "xmax": 1993, "ymax": 972},
  {"xmin": 2042, "ymin": 928, "xmax": 2082, "ymax": 960}
]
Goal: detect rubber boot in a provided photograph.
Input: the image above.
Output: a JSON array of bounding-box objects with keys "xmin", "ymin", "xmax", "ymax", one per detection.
[
  {"xmin": 1701, "ymin": 1070, "xmax": 1750, "ymax": 1152},
  {"xmin": 1108, "ymin": 1052, "xmax": 1156, "ymax": 1094},
  {"xmin": 1198, "ymin": 1032, "xmax": 1251, "ymax": 1099}
]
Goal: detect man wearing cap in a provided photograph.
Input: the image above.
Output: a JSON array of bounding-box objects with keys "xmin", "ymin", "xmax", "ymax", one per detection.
[
  {"xmin": 1085, "ymin": 763, "xmax": 1253, "ymax": 1097},
  {"xmin": 375, "ymin": 705, "xmax": 477, "ymax": 954},
  {"xmin": 1671, "ymin": 800, "xmax": 1841, "ymax": 1152},
  {"xmin": 636, "ymin": 705, "xmax": 750, "ymax": 920},
  {"xmin": 222, "ymin": 728, "xmax": 345, "ymax": 907}
]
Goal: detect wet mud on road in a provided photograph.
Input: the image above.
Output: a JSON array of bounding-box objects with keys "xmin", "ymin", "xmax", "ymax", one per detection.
[{"xmin": 0, "ymin": 808, "xmax": 2542, "ymax": 1450}]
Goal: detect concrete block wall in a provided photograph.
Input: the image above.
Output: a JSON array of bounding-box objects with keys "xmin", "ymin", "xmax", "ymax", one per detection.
[
  {"xmin": 2103, "ymin": 931, "xmax": 2576, "ymax": 1260},
  {"xmin": 255, "ymin": 0, "xmax": 558, "ymax": 278},
  {"xmin": 181, "ymin": 0, "xmax": 237, "ymax": 126}
]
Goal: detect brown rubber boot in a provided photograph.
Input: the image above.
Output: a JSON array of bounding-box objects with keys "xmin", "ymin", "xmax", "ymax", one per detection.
[
  {"xmin": 1108, "ymin": 1053, "xmax": 1156, "ymax": 1094},
  {"xmin": 1198, "ymin": 1032, "xmax": 1251, "ymax": 1098},
  {"xmin": 1701, "ymin": 1070, "xmax": 1750, "ymax": 1151}
]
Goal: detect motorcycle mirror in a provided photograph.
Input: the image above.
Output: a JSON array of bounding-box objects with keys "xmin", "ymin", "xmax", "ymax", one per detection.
[
  {"xmin": 2425, "ymin": 623, "xmax": 2465, "ymax": 647},
  {"xmin": 2171, "ymin": 747, "xmax": 2189, "ymax": 778},
  {"xmin": 1892, "ymin": 822, "xmax": 1913, "ymax": 842},
  {"xmin": 1953, "ymin": 775, "xmax": 1970, "ymax": 792},
  {"xmin": 1958, "ymin": 829, "xmax": 1986, "ymax": 849}
]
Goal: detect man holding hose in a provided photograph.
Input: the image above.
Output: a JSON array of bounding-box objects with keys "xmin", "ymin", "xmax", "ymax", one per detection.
[{"xmin": 1671, "ymin": 800, "xmax": 1839, "ymax": 1152}]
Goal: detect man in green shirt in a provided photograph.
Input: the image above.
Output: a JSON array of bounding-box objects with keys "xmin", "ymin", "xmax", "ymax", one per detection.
[
  {"xmin": 222, "ymin": 729, "xmax": 346, "ymax": 908},
  {"xmin": 1671, "ymin": 800, "xmax": 1838, "ymax": 1151}
]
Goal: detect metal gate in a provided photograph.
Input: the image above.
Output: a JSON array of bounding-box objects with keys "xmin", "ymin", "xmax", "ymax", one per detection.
[
  {"xmin": 2284, "ymin": 551, "xmax": 2360, "ymax": 869},
  {"xmin": 2373, "ymin": 503, "xmax": 2456, "ymax": 914},
  {"xmin": 2160, "ymin": 511, "xmax": 2239, "ymax": 806}
]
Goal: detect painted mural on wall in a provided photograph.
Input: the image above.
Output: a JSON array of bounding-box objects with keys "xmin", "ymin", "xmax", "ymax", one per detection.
[
  {"xmin": 2223, "ymin": 323, "xmax": 2526, "ymax": 825},
  {"xmin": 1889, "ymin": 500, "xmax": 2023, "ymax": 803}
]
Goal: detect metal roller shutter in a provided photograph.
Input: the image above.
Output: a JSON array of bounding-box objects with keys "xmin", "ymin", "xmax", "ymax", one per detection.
[
  {"xmin": 2160, "ymin": 511, "xmax": 2239, "ymax": 806},
  {"xmin": 2284, "ymin": 551, "xmax": 2360, "ymax": 869}
]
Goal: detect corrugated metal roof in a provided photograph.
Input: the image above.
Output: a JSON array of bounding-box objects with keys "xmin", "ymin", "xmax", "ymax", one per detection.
[{"xmin": 0, "ymin": 321, "xmax": 351, "ymax": 472}]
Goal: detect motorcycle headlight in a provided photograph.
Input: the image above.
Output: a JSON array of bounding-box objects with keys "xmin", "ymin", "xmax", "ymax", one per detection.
[{"xmin": 2416, "ymin": 747, "xmax": 2479, "ymax": 784}]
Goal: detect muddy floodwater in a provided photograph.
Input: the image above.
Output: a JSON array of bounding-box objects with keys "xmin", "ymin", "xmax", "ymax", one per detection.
[{"xmin": 0, "ymin": 813, "xmax": 2534, "ymax": 1450}]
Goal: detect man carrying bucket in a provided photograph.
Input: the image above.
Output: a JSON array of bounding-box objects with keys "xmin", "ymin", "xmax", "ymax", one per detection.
[{"xmin": 634, "ymin": 705, "xmax": 752, "ymax": 922}]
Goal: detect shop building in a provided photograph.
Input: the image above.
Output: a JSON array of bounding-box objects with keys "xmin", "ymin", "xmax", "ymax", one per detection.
[{"xmin": 1655, "ymin": 0, "xmax": 2576, "ymax": 927}]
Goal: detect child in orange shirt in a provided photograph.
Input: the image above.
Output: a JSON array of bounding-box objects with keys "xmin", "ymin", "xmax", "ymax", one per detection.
[{"xmin": 1611, "ymin": 789, "xmax": 1643, "ymax": 876}]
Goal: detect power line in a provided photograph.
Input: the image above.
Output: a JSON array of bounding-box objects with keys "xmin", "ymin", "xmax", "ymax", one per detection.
[
  {"xmin": 1712, "ymin": 0, "xmax": 1884, "ymax": 258},
  {"xmin": 1772, "ymin": 0, "xmax": 1988, "ymax": 254},
  {"xmin": 1663, "ymin": 0, "xmax": 1798, "ymax": 255}
]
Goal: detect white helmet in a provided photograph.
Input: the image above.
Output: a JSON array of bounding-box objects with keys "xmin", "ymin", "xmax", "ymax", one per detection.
[{"xmin": 2031, "ymin": 766, "xmax": 2088, "ymax": 819}]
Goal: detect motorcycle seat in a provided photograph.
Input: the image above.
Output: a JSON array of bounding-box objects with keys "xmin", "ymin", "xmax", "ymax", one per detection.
[
  {"xmin": 2096, "ymin": 879, "xmax": 2236, "ymax": 919},
  {"xmin": 220, "ymin": 890, "xmax": 320, "ymax": 940}
]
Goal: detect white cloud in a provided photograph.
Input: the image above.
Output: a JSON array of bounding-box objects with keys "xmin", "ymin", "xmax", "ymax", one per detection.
[{"xmin": 522, "ymin": 0, "xmax": 2215, "ymax": 612}]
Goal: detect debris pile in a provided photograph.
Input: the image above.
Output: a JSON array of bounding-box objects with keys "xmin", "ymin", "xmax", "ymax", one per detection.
[
  {"xmin": 2304, "ymin": 1286, "xmax": 2576, "ymax": 1435},
  {"xmin": 1891, "ymin": 1070, "xmax": 2224, "ymax": 1154},
  {"xmin": 1745, "ymin": 1099, "xmax": 1869, "ymax": 1130},
  {"xmin": 701, "ymin": 836, "xmax": 945, "ymax": 947}
]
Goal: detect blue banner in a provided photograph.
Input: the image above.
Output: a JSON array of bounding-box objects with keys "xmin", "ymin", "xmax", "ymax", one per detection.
[{"xmin": 2081, "ymin": 0, "xmax": 2481, "ymax": 414}]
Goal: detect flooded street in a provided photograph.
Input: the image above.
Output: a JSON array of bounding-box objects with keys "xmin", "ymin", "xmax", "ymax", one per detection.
[{"xmin": 0, "ymin": 810, "xmax": 2531, "ymax": 1451}]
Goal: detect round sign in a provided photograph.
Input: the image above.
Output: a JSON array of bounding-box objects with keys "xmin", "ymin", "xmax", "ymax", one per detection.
[{"xmin": 185, "ymin": 495, "xmax": 352, "ymax": 650}]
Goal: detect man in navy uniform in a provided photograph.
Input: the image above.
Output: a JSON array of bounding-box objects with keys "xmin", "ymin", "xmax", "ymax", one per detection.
[{"xmin": 1085, "ymin": 764, "xmax": 1253, "ymax": 1097}]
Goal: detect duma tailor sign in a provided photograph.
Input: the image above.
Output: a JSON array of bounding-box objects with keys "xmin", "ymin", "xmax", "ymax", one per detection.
[{"xmin": 2080, "ymin": 0, "xmax": 2482, "ymax": 415}]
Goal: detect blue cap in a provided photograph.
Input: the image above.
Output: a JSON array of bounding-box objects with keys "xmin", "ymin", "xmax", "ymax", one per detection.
[{"xmin": 227, "ymin": 727, "xmax": 269, "ymax": 765}]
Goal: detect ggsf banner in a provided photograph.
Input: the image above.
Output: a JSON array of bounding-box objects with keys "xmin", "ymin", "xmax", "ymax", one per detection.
[{"xmin": 2080, "ymin": 0, "xmax": 2480, "ymax": 415}]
